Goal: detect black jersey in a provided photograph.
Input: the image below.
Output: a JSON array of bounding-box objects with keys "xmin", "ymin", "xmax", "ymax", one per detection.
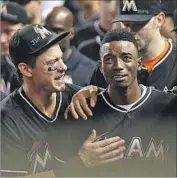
[
  {"xmin": 139, "ymin": 40, "xmax": 177, "ymax": 91},
  {"xmin": 0, "ymin": 84, "xmax": 79, "ymax": 176},
  {"xmin": 51, "ymin": 85, "xmax": 177, "ymax": 177}
]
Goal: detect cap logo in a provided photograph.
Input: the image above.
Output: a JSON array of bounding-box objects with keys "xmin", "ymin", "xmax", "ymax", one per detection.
[
  {"xmin": 34, "ymin": 26, "xmax": 52, "ymax": 39},
  {"xmin": 122, "ymin": 0, "xmax": 138, "ymax": 12},
  {"xmin": 30, "ymin": 26, "xmax": 52, "ymax": 46}
]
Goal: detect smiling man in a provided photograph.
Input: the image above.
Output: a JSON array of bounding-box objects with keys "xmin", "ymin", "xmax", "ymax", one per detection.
[{"xmin": 62, "ymin": 29, "xmax": 177, "ymax": 176}]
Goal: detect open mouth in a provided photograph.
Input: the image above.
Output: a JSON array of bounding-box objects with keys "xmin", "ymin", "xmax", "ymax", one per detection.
[
  {"xmin": 54, "ymin": 75, "xmax": 65, "ymax": 85},
  {"xmin": 55, "ymin": 75, "xmax": 64, "ymax": 81},
  {"xmin": 113, "ymin": 74, "xmax": 127, "ymax": 81}
]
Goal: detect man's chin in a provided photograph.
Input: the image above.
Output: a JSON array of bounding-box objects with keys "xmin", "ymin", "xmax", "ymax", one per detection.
[
  {"xmin": 54, "ymin": 83, "xmax": 66, "ymax": 92},
  {"xmin": 112, "ymin": 82, "xmax": 129, "ymax": 89}
]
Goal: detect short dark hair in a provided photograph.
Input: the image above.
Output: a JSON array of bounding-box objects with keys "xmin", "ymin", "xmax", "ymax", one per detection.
[
  {"xmin": 101, "ymin": 29, "xmax": 138, "ymax": 50},
  {"xmin": 17, "ymin": 56, "xmax": 37, "ymax": 84}
]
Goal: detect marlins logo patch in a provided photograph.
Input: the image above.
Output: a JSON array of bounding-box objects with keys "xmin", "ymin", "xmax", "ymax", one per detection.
[{"xmin": 27, "ymin": 141, "xmax": 52, "ymax": 174}]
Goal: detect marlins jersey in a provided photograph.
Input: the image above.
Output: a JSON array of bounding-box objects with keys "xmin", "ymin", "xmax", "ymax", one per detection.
[
  {"xmin": 0, "ymin": 84, "xmax": 80, "ymax": 176},
  {"xmin": 51, "ymin": 85, "xmax": 177, "ymax": 177},
  {"xmin": 139, "ymin": 40, "xmax": 177, "ymax": 91}
]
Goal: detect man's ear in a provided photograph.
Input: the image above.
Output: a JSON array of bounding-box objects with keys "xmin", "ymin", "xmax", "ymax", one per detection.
[
  {"xmin": 18, "ymin": 63, "xmax": 33, "ymax": 78},
  {"xmin": 156, "ymin": 12, "xmax": 165, "ymax": 29},
  {"xmin": 137, "ymin": 57, "xmax": 142, "ymax": 71},
  {"xmin": 98, "ymin": 60, "xmax": 103, "ymax": 74}
]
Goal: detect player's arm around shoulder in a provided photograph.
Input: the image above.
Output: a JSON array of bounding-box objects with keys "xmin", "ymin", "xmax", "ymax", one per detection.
[{"xmin": 64, "ymin": 85, "xmax": 101, "ymax": 120}]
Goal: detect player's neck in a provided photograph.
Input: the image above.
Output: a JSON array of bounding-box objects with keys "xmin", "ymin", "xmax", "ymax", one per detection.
[
  {"xmin": 141, "ymin": 34, "xmax": 166, "ymax": 60},
  {"xmin": 108, "ymin": 82, "xmax": 141, "ymax": 105},
  {"xmin": 22, "ymin": 83, "xmax": 56, "ymax": 113}
]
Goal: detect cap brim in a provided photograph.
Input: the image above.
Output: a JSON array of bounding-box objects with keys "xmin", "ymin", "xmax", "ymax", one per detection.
[
  {"xmin": 112, "ymin": 14, "xmax": 153, "ymax": 23},
  {"xmin": 1, "ymin": 12, "xmax": 19, "ymax": 24},
  {"xmin": 29, "ymin": 31, "xmax": 70, "ymax": 56}
]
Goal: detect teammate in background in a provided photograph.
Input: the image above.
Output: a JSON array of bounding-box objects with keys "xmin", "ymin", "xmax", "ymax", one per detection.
[
  {"xmin": 73, "ymin": 0, "xmax": 119, "ymax": 62},
  {"xmin": 9, "ymin": 0, "xmax": 41, "ymax": 24},
  {"xmin": 45, "ymin": 6, "xmax": 97, "ymax": 86},
  {"xmin": 0, "ymin": 2, "xmax": 28, "ymax": 94},
  {"xmin": 1, "ymin": 24, "xmax": 124, "ymax": 176},
  {"xmin": 91, "ymin": 0, "xmax": 177, "ymax": 92},
  {"xmin": 62, "ymin": 29, "xmax": 176, "ymax": 177}
]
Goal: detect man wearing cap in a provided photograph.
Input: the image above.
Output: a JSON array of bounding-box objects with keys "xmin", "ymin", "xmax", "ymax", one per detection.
[
  {"xmin": 0, "ymin": 2, "xmax": 28, "ymax": 95},
  {"xmin": 1, "ymin": 24, "xmax": 124, "ymax": 176},
  {"xmin": 91, "ymin": 0, "xmax": 177, "ymax": 91},
  {"xmin": 45, "ymin": 6, "xmax": 97, "ymax": 86}
]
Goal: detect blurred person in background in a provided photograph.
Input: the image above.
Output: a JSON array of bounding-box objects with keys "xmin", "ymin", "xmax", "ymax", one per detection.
[
  {"xmin": 41, "ymin": 1, "xmax": 65, "ymax": 24},
  {"xmin": 10, "ymin": 0, "xmax": 41, "ymax": 24},
  {"xmin": 160, "ymin": 0, "xmax": 177, "ymax": 42},
  {"xmin": 73, "ymin": 0, "xmax": 119, "ymax": 62},
  {"xmin": 0, "ymin": 1, "xmax": 28, "ymax": 94},
  {"xmin": 45, "ymin": 6, "xmax": 97, "ymax": 86},
  {"xmin": 74, "ymin": 0, "xmax": 100, "ymax": 26},
  {"xmin": 64, "ymin": 0, "xmax": 99, "ymax": 26}
]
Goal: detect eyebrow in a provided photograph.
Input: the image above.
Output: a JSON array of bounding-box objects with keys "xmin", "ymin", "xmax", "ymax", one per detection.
[
  {"xmin": 46, "ymin": 57, "xmax": 58, "ymax": 64},
  {"xmin": 121, "ymin": 52, "xmax": 133, "ymax": 56},
  {"xmin": 103, "ymin": 53, "xmax": 113, "ymax": 58}
]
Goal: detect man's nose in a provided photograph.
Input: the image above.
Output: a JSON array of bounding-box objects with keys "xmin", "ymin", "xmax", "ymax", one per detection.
[
  {"xmin": 113, "ymin": 58, "xmax": 124, "ymax": 70},
  {"xmin": 57, "ymin": 60, "xmax": 67, "ymax": 71}
]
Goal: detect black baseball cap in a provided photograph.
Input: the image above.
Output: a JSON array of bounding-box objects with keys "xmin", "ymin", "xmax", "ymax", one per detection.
[
  {"xmin": 1, "ymin": 2, "xmax": 28, "ymax": 24},
  {"xmin": 112, "ymin": 0, "xmax": 162, "ymax": 23},
  {"xmin": 9, "ymin": 24, "xmax": 70, "ymax": 66}
]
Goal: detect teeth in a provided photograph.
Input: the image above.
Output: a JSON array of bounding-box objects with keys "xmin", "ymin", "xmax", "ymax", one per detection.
[{"xmin": 56, "ymin": 76, "xmax": 63, "ymax": 80}]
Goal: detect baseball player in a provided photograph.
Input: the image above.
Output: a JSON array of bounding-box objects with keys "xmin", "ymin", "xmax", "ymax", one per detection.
[{"xmin": 62, "ymin": 29, "xmax": 176, "ymax": 176}]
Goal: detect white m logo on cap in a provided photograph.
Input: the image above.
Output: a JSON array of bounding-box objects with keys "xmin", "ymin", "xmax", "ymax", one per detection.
[
  {"xmin": 122, "ymin": 0, "xmax": 138, "ymax": 12},
  {"xmin": 34, "ymin": 26, "xmax": 52, "ymax": 39}
]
